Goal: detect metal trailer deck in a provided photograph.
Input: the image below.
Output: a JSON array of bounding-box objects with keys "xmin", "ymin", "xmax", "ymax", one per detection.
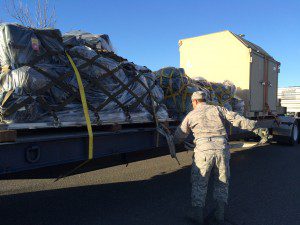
[
  {"xmin": 0, "ymin": 124, "xmax": 174, "ymax": 175},
  {"xmin": 0, "ymin": 116, "xmax": 298, "ymax": 175}
]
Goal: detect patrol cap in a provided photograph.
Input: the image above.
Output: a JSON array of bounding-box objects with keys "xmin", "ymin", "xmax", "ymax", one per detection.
[{"xmin": 191, "ymin": 91, "xmax": 206, "ymax": 101}]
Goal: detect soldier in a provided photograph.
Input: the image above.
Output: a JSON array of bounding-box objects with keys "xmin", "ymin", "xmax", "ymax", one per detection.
[{"xmin": 174, "ymin": 91, "xmax": 257, "ymax": 224}]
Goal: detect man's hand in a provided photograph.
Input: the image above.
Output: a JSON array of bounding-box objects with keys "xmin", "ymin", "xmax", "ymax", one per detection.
[{"xmin": 253, "ymin": 128, "xmax": 270, "ymax": 144}]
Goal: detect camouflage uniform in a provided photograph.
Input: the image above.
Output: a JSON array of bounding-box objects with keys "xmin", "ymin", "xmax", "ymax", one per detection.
[{"xmin": 174, "ymin": 103, "xmax": 257, "ymax": 207}]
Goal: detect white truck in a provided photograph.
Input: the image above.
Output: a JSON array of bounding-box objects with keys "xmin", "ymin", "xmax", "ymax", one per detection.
[{"xmin": 278, "ymin": 87, "xmax": 300, "ymax": 117}]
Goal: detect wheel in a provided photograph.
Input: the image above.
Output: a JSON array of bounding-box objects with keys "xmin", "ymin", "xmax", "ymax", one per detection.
[
  {"xmin": 288, "ymin": 123, "xmax": 299, "ymax": 146},
  {"xmin": 274, "ymin": 122, "xmax": 299, "ymax": 146}
]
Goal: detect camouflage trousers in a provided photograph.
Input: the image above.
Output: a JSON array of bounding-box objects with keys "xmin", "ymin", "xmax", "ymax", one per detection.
[{"xmin": 191, "ymin": 143, "xmax": 230, "ymax": 207}]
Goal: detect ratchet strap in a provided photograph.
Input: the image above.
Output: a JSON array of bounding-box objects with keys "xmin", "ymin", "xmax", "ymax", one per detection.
[
  {"xmin": 156, "ymin": 122, "xmax": 180, "ymax": 165},
  {"xmin": 55, "ymin": 52, "xmax": 94, "ymax": 182},
  {"xmin": 65, "ymin": 51, "xmax": 94, "ymax": 160},
  {"xmin": 145, "ymin": 72, "xmax": 179, "ymax": 165}
]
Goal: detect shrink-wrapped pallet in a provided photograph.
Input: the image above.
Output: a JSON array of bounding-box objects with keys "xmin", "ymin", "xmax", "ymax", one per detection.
[
  {"xmin": 155, "ymin": 67, "xmax": 245, "ymax": 118},
  {"xmin": 0, "ymin": 24, "xmax": 168, "ymax": 128},
  {"xmin": 154, "ymin": 67, "xmax": 198, "ymax": 119}
]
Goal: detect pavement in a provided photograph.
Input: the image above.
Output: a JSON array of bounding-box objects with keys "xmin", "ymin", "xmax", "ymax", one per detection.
[{"xmin": 0, "ymin": 143, "xmax": 299, "ymax": 225}]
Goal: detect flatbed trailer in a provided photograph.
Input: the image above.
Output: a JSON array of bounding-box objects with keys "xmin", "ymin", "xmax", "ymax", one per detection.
[
  {"xmin": 0, "ymin": 114, "xmax": 298, "ymax": 175},
  {"xmin": 0, "ymin": 122, "xmax": 178, "ymax": 175},
  {"xmin": 1, "ymin": 29, "xmax": 299, "ymax": 176}
]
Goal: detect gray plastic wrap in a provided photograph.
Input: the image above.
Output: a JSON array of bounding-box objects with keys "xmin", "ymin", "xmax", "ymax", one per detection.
[
  {"xmin": 0, "ymin": 64, "xmax": 79, "ymax": 122},
  {"xmin": 66, "ymin": 45, "xmax": 168, "ymax": 123},
  {"xmin": 63, "ymin": 30, "xmax": 114, "ymax": 52},
  {"xmin": 231, "ymin": 98, "xmax": 245, "ymax": 115},
  {"xmin": 0, "ymin": 23, "xmax": 168, "ymax": 127},
  {"xmin": 193, "ymin": 78, "xmax": 244, "ymax": 114},
  {"xmin": 193, "ymin": 77, "xmax": 219, "ymax": 105},
  {"xmin": 0, "ymin": 23, "xmax": 64, "ymax": 68},
  {"xmin": 154, "ymin": 68, "xmax": 245, "ymax": 116}
]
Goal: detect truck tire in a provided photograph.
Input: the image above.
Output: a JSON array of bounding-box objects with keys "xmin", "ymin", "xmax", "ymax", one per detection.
[
  {"xmin": 288, "ymin": 123, "xmax": 299, "ymax": 146},
  {"xmin": 275, "ymin": 122, "xmax": 299, "ymax": 146}
]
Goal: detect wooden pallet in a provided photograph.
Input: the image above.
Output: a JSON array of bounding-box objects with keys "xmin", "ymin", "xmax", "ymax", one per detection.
[{"xmin": 0, "ymin": 130, "xmax": 17, "ymax": 142}]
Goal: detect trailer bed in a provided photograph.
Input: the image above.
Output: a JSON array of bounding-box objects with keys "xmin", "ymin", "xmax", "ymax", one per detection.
[{"xmin": 0, "ymin": 123, "xmax": 175, "ymax": 174}]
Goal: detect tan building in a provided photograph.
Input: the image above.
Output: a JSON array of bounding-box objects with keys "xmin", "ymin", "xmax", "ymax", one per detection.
[{"xmin": 179, "ymin": 31, "xmax": 280, "ymax": 117}]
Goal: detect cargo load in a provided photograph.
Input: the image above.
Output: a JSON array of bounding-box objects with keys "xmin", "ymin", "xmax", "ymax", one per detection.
[
  {"xmin": 155, "ymin": 67, "xmax": 245, "ymax": 118},
  {"xmin": 154, "ymin": 67, "xmax": 198, "ymax": 119},
  {"xmin": 63, "ymin": 30, "xmax": 114, "ymax": 52},
  {"xmin": 193, "ymin": 78, "xmax": 245, "ymax": 115},
  {"xmin": 0, "ymin": 23, "xmax": 168, "ymax": 128}
]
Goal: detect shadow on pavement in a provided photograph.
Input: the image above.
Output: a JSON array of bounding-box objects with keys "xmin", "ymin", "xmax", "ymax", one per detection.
[
  {"xmin": 0, "ymin": 166, "xmax": 195, "ymax": 225},
  {"xmin": 1, "ymin": 144, "xmax": 300, "ymax": 225},
  {"xmin": 0, "ymin": 147, "xmax": 178, "ymax": 180}
]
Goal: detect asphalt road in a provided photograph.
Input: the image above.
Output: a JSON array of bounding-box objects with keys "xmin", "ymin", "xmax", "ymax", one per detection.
[{"xmin": 0, "ymin": 143, "xmax": 299, "ymax": 225}]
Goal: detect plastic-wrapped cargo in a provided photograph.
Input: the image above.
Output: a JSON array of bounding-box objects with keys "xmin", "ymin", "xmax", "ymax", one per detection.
[
  {"xmin": 231, "ymin": 97, "xmax": 245, "ymax": 115},
  {"xmin": 0, "ymin": 23, "xmax": 64, "ymax": 69},
  {"xmin": 154, "ymin": 66, "xmax": 245, "ymax": 117},
  {"xmin": 194, "ymin": 78, "xmax": 245, "ymax": 114},
  {"xmin": 154, "ymin": 67, "xmax": 198, "ymax": 119},
  {"xmin": 193, "ymin": 77, "xmax": 219, "ymax": 106},
  {"xmin": 65, "ymin": 45, "xmax": 168, "ymax": 123},
  {"xmin": 63, "ymin": 30, "xmax": 114, "ymax": 52},
  {"xmin": 0, "ymin": 23, "xmax": 168, "ymax": 128}
]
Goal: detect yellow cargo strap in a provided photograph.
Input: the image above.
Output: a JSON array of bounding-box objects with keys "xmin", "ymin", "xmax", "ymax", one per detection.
[{"xmin": 65, "ymin": 51, "xmax": 94, "ymax": 160}]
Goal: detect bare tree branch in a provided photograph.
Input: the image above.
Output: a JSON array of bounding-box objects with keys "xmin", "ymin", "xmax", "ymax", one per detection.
[{"xmin": 4, "ymin": 0, "xmax": 56, "ymax": 28}]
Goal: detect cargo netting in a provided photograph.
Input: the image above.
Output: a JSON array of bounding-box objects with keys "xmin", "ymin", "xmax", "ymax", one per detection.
[
  {"xmin": 193, "ymin": 78, "xmax": 245, "ymax": 115},
  {"xmin": 155, "ymin": 67, "xmax": 245, "ymax": 118},
  {"xmin": 0, "ymin": 23, "xmax": 168, "ymax": 128},
  {"xmin": 154, "ymin": 67, "xmax": 198, "ymax": 120}
]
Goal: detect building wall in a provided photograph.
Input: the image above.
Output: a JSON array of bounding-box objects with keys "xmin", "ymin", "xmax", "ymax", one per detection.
[{"xmin": 179, "ymin": 31, "xmax": 251, "ymax": 90}]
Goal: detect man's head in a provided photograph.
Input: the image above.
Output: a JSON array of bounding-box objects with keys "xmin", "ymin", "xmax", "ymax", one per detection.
[{"xmin": 191, "ymin": 91, "xmax": 206, "ymax": 109}]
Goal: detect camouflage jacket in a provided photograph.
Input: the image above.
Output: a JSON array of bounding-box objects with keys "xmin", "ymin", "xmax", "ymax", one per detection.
[{"xmin": 174, "ymin": 103, "xmax": 257, "ymax": 150}]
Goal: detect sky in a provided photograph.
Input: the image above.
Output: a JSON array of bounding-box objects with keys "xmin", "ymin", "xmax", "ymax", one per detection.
[{"xmin": 0, "ymin": 0, "xmax": 299, "ymax": 87}]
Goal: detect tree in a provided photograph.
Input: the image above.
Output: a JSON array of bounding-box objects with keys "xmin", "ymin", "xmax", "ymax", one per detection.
[{"xmin": 5, "ymin": 0, "xmax": 56, "ymax": 28}]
